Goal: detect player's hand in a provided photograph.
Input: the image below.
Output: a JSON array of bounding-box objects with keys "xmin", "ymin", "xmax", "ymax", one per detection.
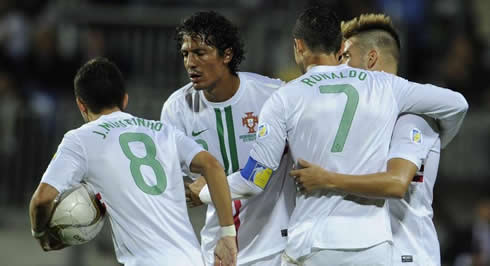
[
  {"xmin": 290, "ymin": 159, "xmax": 333, "ymax": 193},
  {"xmin": 185, "ymin": 176, "xmax": 206, "ymax": 207},
  {"xmin": 36, "ymin": 230, "xmax": 68, "ymax": 251},
  {"xmin": 214, "ymin": 236, "xmax": 237, "ymax": 266}
]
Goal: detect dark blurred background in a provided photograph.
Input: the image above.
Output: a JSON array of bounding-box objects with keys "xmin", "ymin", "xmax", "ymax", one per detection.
[{"xmin": 0, "ymin": 0, "xmax": 488, "ymax": 265}]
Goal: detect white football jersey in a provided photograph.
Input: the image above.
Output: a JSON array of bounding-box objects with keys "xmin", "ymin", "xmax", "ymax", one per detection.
[
  {"xmin": 388, "ymin": 114, "xmax": 441, "ymax": 266},
  {"xmin": 161, "ymin": 72, "xmax": 296, "ymax": 265},
  {"xmin": 41, "ymin": 111, "xmax": 204, "ymax": 266},
  {"xmin": 249, "ymin": 64, "xmax": 467, "ymax": 260}
]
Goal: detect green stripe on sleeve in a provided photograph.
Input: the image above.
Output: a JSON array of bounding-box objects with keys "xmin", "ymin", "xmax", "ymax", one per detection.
[
  {"xmin": 224, "ymin": 106, "xmax": 239, "ymax": 172},
  {"xmin": 214, "ymin": 108, "xmax": 230, "ymax": 173}
]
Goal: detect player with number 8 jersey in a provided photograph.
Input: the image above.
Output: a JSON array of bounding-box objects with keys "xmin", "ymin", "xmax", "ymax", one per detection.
[{"xmin": 33, "ymin": 58, "xmax": 237, "ymax": 266}]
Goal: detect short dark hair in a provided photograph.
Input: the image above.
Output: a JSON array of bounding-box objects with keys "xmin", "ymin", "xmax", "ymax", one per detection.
[
  {"xmin": 74, "ymin": 57, "xmax": 126, "ymax": 114},
  {"xmin": 175, "ymin": 11, "xmax": 245, "ymax": 74},
  {"xmin": 293, "ymin": 7, "xmax": 342, "ymax": 54}
]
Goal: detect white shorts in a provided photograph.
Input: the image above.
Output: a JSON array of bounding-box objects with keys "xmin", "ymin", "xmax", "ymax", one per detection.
[
  {"xmin": 242, "ymin": 252, "xmax": 282, "ymax": 266},
  {"xmin": 282, "ymin": 241, "xmax": 392, "ymax": 266}
]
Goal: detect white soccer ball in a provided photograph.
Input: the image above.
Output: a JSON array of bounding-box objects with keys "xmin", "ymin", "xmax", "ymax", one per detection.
[{"xmin": 49, "ymin": 183, "xmax": 106, "ymax": 245}]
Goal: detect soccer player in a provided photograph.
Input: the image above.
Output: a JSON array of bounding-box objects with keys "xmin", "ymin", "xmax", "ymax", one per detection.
[
  {"xmin": 161, "ymin": 11, "xmax": 295, "ymax": 266},
  {"xmin": 289, "ymin": 14, "xmax": 444, "ymax": 266},
  {"xmin": 198, "ymin": 7, "xmax": 468, "ymax": 265},
  {"xmin": 29, "ymin": 57, "xmax": 237, "ymax": 266}
]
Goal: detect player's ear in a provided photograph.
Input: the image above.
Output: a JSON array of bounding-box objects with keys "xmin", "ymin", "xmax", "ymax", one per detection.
[
  {"xmin": 122, "ymin": 93, "xmax": 129, "ymax": 110},
  {"xmin": 336, "ymin": 40, "xmax": 346, "ymax": 62},
  {"xmin": 367, "ymin": 49, "xmax": 378, "ymax": 70},
  {"xmin": 223, "ymin": 48, "xmax": 233, "ymax": 64},
  {"xmin": 76, "ymin": 97, "xmax": 87, "ymax": 114},
  {"xmin": 294, "ymin": 39, "xmax": 304, "ymax": 54}
]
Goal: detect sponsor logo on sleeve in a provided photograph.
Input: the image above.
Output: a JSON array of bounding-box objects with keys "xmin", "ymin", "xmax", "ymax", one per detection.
[
  {"xmin": 410, "ymin": 128, "xmax": 422, "ymax": 144},
  {"xmin": 257, "ymin": 123, "xmax": 269, "ymax": 139}
]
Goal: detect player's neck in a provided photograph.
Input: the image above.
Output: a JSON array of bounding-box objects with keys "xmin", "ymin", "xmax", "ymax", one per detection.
[
  {"xmin": 203, "ymin": 73, "xmax": 240, "ymax": 103},
  {"xmin": 305, "ymin": 53, "xmax": 340, "ymax": 72},
  {"xmin": 87, "ymin": 107, "xmax": 122, "ymax": 122}
]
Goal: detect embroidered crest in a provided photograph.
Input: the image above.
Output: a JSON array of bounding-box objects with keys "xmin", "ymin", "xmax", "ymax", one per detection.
[{"xmin": 242, "ymin": 112, "xmax": 259, "ymax": 134}]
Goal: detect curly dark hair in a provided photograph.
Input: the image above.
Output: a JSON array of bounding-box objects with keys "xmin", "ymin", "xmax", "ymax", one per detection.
[
  {"xmin": 74, "ymin": 57, "xmax": 126, "ymax": 114},
  {"xmin": 175, "ymin": 11, "xmax": 245, "ymax": 74},
  {"xmin": 293, "ymin": 7, "xmax": 342, "ymax": 54}
]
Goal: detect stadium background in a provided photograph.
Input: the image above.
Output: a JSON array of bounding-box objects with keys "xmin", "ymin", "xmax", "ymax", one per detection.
[{"xmin": 0, "ymin": 0, "xmax": 488, "ymax": 265}]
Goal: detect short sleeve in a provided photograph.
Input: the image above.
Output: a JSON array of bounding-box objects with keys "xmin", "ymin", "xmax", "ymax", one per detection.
[
  {"xmin": 174, "ymin": 128, "xmax": 204, "ymax": 170},
  {"xmin": 161, "ymin": 99, "xmax": 186, "ymax": 132},
  {"xmin": 250, "ymin": 91, "xmax": 288, "ymax": 170},
  {"xmin": 40, "ymin": 131, "xmax": 87, "ymax": 193},
  {"xmin": 388, "ymin": 114, "xmax": 440, "ymax": 169}
]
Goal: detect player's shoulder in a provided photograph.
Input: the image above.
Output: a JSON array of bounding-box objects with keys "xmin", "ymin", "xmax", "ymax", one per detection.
[
  {"xmin": 162, "ymin": 83, "xmax": 195, "ymax": 110},
  {"xmin": 239, "ymin": 72, "xmax": 284, "ymax": 91}
]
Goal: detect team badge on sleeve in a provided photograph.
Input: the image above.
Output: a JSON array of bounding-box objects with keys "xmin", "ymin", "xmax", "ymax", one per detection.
[
  {"xmin": 257, "ymin": 123, "xmax": 269, "ymax": 139},
  {"xmin": 410, "ymin": 128, "xmax": 422, "ymax": 144}
]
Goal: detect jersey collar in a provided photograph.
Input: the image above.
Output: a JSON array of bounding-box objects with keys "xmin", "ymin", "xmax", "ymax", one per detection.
[
  {"xmin": 199, "ymin": 72, "xmax": 246, "ymax": 109},
  {"xmin": 307, "ymin": 64, "xmax": 349, "ymax": 73}
]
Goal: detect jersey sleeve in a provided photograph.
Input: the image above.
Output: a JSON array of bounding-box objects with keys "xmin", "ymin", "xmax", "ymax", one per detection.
[
  {"xmin": 389, "ymin": 75, "xmax": 468, "ymax": 148},
  {"xmin": 40, "ymin": 131, "xmax": 87, "ymax": 193},
  {"xmin": 173, "ymin": 127, "xmax": 204, "ymax": 171},
  {"xmin": 250, "ymin": 91, "xmax": 288, "ymax": 170},
  {"xmin": 388, "ymin": 114, "xmax": 440, "ymax": 169}
]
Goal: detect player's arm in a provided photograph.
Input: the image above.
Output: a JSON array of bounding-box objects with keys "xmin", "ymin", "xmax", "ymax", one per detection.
[
  {"xmin": 291, "ymin": 114, "xmax": 439, "ymax": 199},
  {"xmin": 174, "ymin": 129, "xmax": 236, "ymax": 266},
  {"xmin": 29, "ymin": 183, "xmax": 59, "ymax": 238},
  {"xmin": 29, "ymin": 132, "xmax": 86, "ymax": 251},
  {"xmin": 390, "ymin": 74, "xmax": 468, "ymax": 148},
  {"xmin": 291, "ymin": 158, "xmax": 416, "ymax": 198},
  {"xmin": 189, "ymin": 152, "xmax": 234, "ymax": 226}
]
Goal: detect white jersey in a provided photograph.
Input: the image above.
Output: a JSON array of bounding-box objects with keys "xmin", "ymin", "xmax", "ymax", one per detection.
[
  {"xmin": 161, "ymin": 72, "xmax": 296, "ymax": 265},
  {"xmin": 249, "ymin": 64, "xmax": 467, "ymax": 259},
  {"xmin": 41, "ymin": 111, "xmax": 204, "ymax": 266},
  {"xmin": 388, "ymin": 114, "xmax": 441, "ymax": 266}
]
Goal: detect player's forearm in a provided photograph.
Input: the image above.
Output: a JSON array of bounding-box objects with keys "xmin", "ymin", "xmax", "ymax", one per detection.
[
  {"xmin": 329, "ymin": 172, "xmax": 409, "ymax": 199},
  {"xmin": 201, "ymin": 162, "xmax": 234, "ymax": 226},
  {"xmin": 29, "ymin": 195, "xmax": 55, "ymax": 233}
]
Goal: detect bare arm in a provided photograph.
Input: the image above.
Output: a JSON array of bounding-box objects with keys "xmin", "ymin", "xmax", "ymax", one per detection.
[
  {"xmin": 29, "ymin": 183, "xmax": 67, "ymax": 251},
  {"xmin": 290, "ymin": 158, "xmax": 417, "ymax": 199},
  {"xmin": 29, "ymin": 183, "xmax": 59, "ymax": 234},
  {"xmin": 190, "ymin": 151, "xmax": 237, "ymax": 266},
  {"xmin": 189, "ymin": 151, "xmax": 234, "ymax": 226}
]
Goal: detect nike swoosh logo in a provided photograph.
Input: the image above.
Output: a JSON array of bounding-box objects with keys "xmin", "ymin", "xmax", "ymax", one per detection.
[{"xmin": 192, "ymin": 129, "xmax": 208, "ymax": 136}]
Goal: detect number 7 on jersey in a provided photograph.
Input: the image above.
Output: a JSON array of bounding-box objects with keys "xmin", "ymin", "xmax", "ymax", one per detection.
[{"xmin": 319, "ymin": 84, "xmax": 359, "ymax": 153}]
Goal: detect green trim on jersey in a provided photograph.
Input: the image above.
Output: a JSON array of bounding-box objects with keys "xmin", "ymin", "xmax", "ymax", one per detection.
[
  {"xmin": 224, "ymin": 106, "xmax": 240, "ymax": 172},
  {"xmin": 214, "ymin": 107, "xmax": 240, "ymax": 174},
  {"xmin": 214, "ymin": 108, "xmax": 230, "ymax": 173}
]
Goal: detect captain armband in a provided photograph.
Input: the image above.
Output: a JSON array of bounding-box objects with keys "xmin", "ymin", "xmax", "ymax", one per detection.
[{"xmin": 240, "ymin": 157, "xmax": 273, "ymax": 189}]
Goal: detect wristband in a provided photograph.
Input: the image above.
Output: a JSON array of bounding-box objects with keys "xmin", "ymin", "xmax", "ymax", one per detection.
[
  {"xmin": 32, "ymin": 229, "xmax": 46, "ymax": 238},
  {"xmin": 220, "ymin": 225, "xmax": 236, "ymax": 237}
]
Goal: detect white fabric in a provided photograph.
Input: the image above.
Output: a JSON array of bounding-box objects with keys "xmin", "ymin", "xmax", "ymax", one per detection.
[
  {"xmin": 41, "ymin": 111, "xmax": 204, "ymax": 266},
  {"xmin": 388, "ymin": 114, "xmax": 441, "ymax": 266},
  {"xmin": 161, "ymin": 72, "xmax": 297, "ymax": 265},
  {"xmin": 245, "ymin": 64, "xmax": 467, "ymax": 260},
  {"xmin": 303, "ymin": 241, "xmax": 392, "ymax": 266}
]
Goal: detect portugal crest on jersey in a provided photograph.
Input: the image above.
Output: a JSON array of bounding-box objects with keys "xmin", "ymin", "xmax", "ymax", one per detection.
[{"xmin": 242, "ymin": 112, "xmax": 259, "ymax": 134}]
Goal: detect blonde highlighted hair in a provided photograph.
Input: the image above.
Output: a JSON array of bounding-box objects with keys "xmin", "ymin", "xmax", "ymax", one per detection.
[{"xmin": 341, "ymin": 13, "xmax": 400, "ymax": 49}]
